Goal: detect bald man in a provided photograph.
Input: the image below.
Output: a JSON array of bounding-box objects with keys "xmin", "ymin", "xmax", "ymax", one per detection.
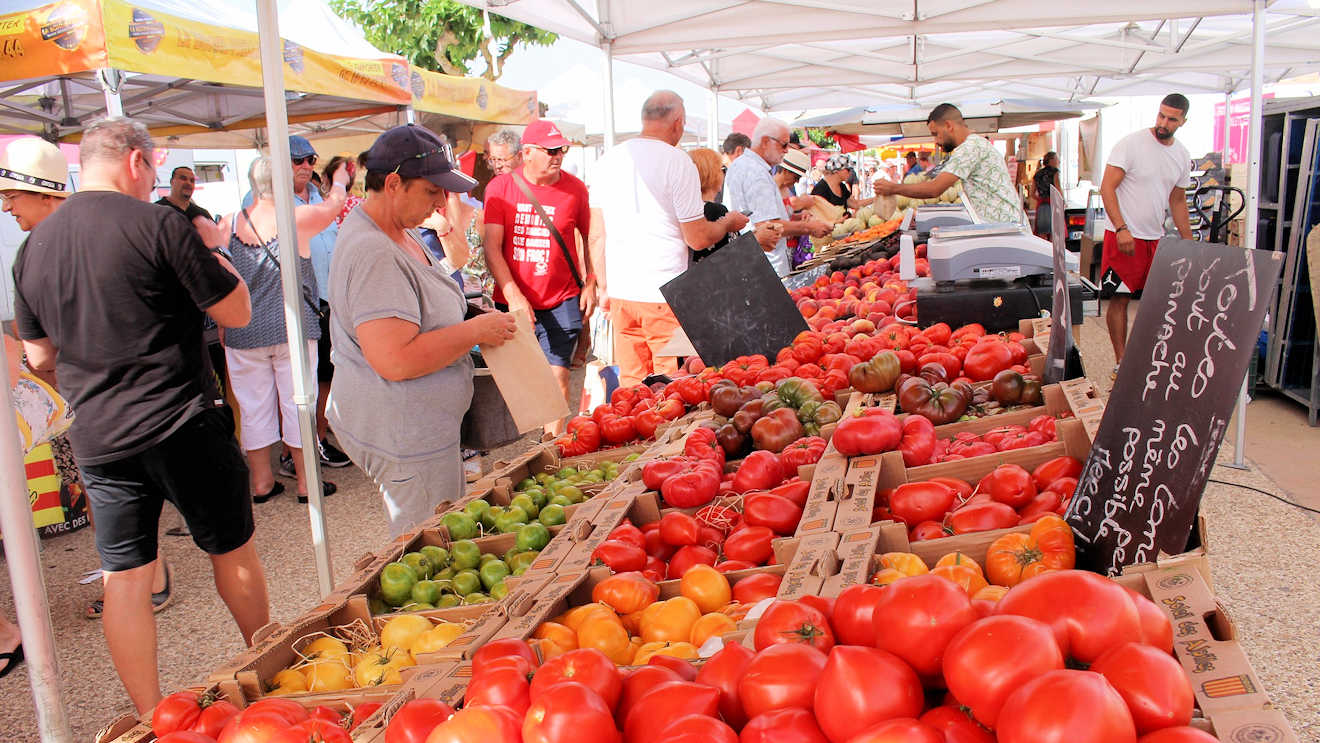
[{"xmin": 587, "ymin": 91, "xmax": 747, "ymax": 385}]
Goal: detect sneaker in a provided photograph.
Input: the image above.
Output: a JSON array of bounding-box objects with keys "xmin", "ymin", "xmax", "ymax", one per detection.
[
  {"xmin": 278, "ymin": 452, "xmax": 296, "ymax": 479},
  {"xmin": 298, "ymin": 480, "xmax": 337, "ymax": 504},
  {"xmin": 319, "ymin": 438, "xmax": 352, "ymax": 468},
  {"xmin": 463, "ymin": 457, "xmax": 484, "ymax": 483}
]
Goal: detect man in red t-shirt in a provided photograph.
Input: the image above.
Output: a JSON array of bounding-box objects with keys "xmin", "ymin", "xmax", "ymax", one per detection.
[{"xmin": 483, "ymin": 119, "xmax": 593, "ymax": 434}]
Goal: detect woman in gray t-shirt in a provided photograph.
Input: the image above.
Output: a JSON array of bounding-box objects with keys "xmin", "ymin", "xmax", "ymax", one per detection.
[{"xmin": 326, "ymin": 125, "xmax": 516, "ymax": 536}]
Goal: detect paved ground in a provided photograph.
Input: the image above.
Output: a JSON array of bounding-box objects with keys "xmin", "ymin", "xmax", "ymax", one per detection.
[{"xmin": 2, "ymin": 312, "xmax": 1318, "ymax": 741}]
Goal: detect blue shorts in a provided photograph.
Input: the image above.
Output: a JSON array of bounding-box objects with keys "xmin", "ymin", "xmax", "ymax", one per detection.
[{"xmin": 497, "ymin": 295, "xmax": 583, "ymax": 368}]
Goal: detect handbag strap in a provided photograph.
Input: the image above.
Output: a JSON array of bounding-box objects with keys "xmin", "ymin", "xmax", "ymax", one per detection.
[
  {"xmin": 237, "ymin": 208, "xmax": 321, "ymax": 314},
  {"xmin": 511, "ymin": 172, "xmax": 584, "ymax": 289}
]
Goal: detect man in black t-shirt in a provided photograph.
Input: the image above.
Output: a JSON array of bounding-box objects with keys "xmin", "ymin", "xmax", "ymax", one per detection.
[
  {"xmin": 155, "ymin": 165, "xmax": 213, "ymax": 223},
  {"xmin": 13, "ymin": 118, "xmax": 269, "ymax": 716}
]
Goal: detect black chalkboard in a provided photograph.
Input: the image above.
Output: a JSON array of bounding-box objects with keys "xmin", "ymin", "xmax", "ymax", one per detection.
[
  {"xmin": 1065, "ymin": 239, "xmax": 1283, "ymax": 575},
  {"xmin": 661, "ymin": 233, "xmax": 809, "ymax": 366}
]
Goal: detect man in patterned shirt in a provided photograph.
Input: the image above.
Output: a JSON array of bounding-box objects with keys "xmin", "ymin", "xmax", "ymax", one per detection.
[{"xmin": 875, "ymin": 103, "xmax": 1025, "ymax": 225}]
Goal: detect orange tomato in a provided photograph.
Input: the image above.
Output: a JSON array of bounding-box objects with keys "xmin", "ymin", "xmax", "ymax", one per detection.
[
  {"xmin": 576, "ymin": 616, "xmax": 634, "ymax": 665},
  {"xmin": 985, "ymin": 514, "xmax": 1076, "ymax": 587},
  {"xmin": 869, "ymin": 567, "xmax": 907, "ymax": 586},
  {"xmin": 878, "ymin": 552, "xmax": 929, "ymax": 577},
  {"xmin": 971, "ymin": 585, "xmax": 1008, "ymax": 603},
  {"xmin": 931, "ymin": 564, "xmax": 989, "ymax": 596},
  {"xmin": 559, "ymin": 602, "xmax": 618, "ymax": 633},
  {"xmin": 633, "ymin": 641, "xmax": 700, "ymax": 665},
  {"xmin": 533, "ymin": 621, "xmax": 579, "ymax": 652},
  {"xmin": 721, "ymin": 603, "xmax": 752, "ymax": 621},
  {"xmin": 591, "ymin": 572, "xmax": 660, "ymax": 615},
  {"xmin": 620, "ymin": 610, "xmax": 646, "ymax": 636},
  {"xmin": 933, "ymin": 552, "xmax": 984, "ymax": 576},
  {"xmin": 689, "ymin": 612, "xmax": 736, "ymax": 647},
  {"xmin": 639, "ymin": 597, "xmax": 702, "ymax": 644},
  {"xmin": 679, "ymin": 565, "xmax": 732, "ymax": 614},
  {"xmin": 531, "ymin": 637, "xmax": 570, "ymax": 661}
]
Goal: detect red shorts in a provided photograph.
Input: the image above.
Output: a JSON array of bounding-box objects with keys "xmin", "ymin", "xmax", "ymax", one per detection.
[{"xmin": 1099, "ymin": 230, "xmax": 1161, "ymax": 299}]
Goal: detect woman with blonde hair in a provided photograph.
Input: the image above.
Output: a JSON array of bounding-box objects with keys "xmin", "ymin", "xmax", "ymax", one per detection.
[{"xmin": 687, "ymin": 147, "xmax": 781, "ymax": 262}]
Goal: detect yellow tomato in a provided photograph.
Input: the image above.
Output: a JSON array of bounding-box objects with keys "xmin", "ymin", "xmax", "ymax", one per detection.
[
  {"xmin": 353, "ymin": 647, "xmax": 413, "ymax": 687},
  {"xmin": 576, "ymin": 616, "xmax": 634, "ymax": 665},
  {"xmin": 410, "ymin": 623, "xmax": 466, "ymax": 658},
  {"xmin": 559, "ymin": 602, "xmax": 619, "ymax": 633},
  {"xmin": 380, "ymin": 615, "xmax": 434, "ymax": 654},
  {"xmin": 971, "ymin": 585, "xmax": 1009, "ymax": 603},
  {"xmin": 640, "ymin": 597, "xmax": 702, "ymax": 644},
  {"xmin": 301, "ymin": 636, "xmax": 350, "ymax": 662},
  {"xmin": 689, "ymin": 612, "xmax": 736, "ymax": 648},
  {"xmin": 680, "ymin": 565, "xmax": 732, "ymax": 614},
  {"xmin": 533, "ymin": 621, "xmax": 578, "ymax": 652},
  {"xmin": 633, "ymin": 641, "xmax": 699, "ymax": 665},
  {"xmin": 869, "ymin": 567, "xmax": 907, "ymax": 586},
  {"xmin": 267, "ymin": 668, "xmax": 308, "ymax": 696},
  {"xmin": 934, "ymin": 552, "xmax": 984, "ymax": 576},
  {"xmin": 878, "ymin": 552, "xmax": 929, "ymax": 576},
  {"xmin": 303, "ymin": 659, "xmax": 354, "ymax": 692}
]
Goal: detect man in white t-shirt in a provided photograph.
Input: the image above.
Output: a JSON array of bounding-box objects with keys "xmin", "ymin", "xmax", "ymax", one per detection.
[
  {"xmin": 587, "ymin": 91, "xmax": 748, "ymax": 385},
  {"xmin": 1099, "ymin": 93, "xmax": 1195, "ymax": 368}
]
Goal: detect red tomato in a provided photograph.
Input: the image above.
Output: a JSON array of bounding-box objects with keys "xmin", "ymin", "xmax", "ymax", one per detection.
[
  {"xmin": 927, "ymin": 477, "xmax": 972, "ymax": 501},
  {"xmin": 948, "ymin": 501, "xmax": 1019, "ymax": 534},
  {"xmin": 740, "ymin": 709, "xmax": 830, "ymax": 743},
  {"xmin": 1031, "ymin": 456, "xmax": 1083, "ymax": 490},
  {"xmin": 423, "ymin": 706, "xmax": 522, "ymax": 743},
  {"xmin": 753, "ymin": 600, "xmax": 835, "ymax": 652},
  {"xmin": 644, "ymin": 458, "xmax": 693, "ymax": 491},
  {"xmin": 218, "ymin": 712, "xmax": 295, "ymax": 743},
  {"xmin": 738, "ymin": 643, "xmax": 828, "ymax": 719},
  {"xmin": 983, "ymin": 464, "xmax": 1037, "ymax": 509},
  {"xmin": 732, "ymin": 572, "xmax": 782, "ymax": 604},
  {"xmin": 994, "ymin": 570, "xmax": 1144, "ymax": 664},
  {"xmin": 698, "ymin": 526, "xmax": 726, "ymax": 552},
  {"xmin": 667, "ymin": 544, "xmax": 719, "ymax": 579},
  {"xmin": 472, "ymin": 638, "xmax": 540, "ymax": 677},
  {"xmin": 466, "ymin": 665, "xmax": 531, "ymax": 715},
  {"xmin": 1091, "ymin": 643, "xmax": 1194, "ymax": 734},
  {"xmin": 743, "ymin": 493, "xmax": 804, "ymax": 536},
  {"xmin": 779, "ymin": 437, "xmax": 827, "ymax": 473},
  {"xmin": 349, "ymin": 703, "xmax": 383, "ymax": 732},
  {"xmin": 644, "ymin": 530, "xmax": 677, "ymax": 560},
  {"xmin": 475, "ymin": 654, "xmax": 535, "ymax": 680},
  {"xmin": 624, "ymin": 681, "xmax": 721, "ymax": 743},
  {"xmin": 193, "ymin": 701, "xmax": 240, "ymax": 739},
  {"xmin": 962, "ymin": 341, "xmax": 1013, "ymax": 382},
  {"xmin": 647, "ymin": 654, "xmax": 697, "ymax": 680},
  {"xmin": 941, "ymin": 615, "xmax": 1065, "ymax": 728},
  {"xmin": 832, "ymin": 410, "xmax": 902, "ymax": 457},
  {"xmin": 157, "ymin": 734, "xmax": 217, "ymax": 743},
  {"xmin": 917, "ymin": 707, "xmax": 994, "ymax": 743},
  {"xmin": 599, "ymin": 415, "xmax": 638, "ymax": 444},
  {"xmin": 269, "ymin": 720, "xmax": 352, "ymax": 743},
  {"xmin": 523, "ymin": 681, "xmax": 620, "ymax": 743},
  {"xmin": 1136, "ymin": 728, "xmax": 1220, "ymax": 743},
  {"xmin": 1018, "ymin": 491, "xmax": 1063, "ymax": 522},
  {"xmin": 715, "ymin": 560, "xmax": 755, "ymax": 573},
  {"xmin": 1045, "ymin": 476, "xmax": 1078, "ymax": 497},
  {"xmin": 591, "ymin": 539, "xmax": 648, "ymax": 573},
  {"xmin": 723, "ymin": 526, "xmax": 776, "ymax": 564},
  {"xmin": 560, "ymin": 417, "xmax": 603, "ymax": 457},
  {"xmin": 770, "ymin": 480, "xmax": 811, "ymax": 508},
  {"xmin": 813, "ymin": 646, "xmax": 923, "ymax": 743},
  {"xmin": 870, "ymin": 573, "xmax": 977, "ymax": 681},
  {"xmin": 897, "ymin": 415, "xmax": 935, "ymax": 467},
  {"xmin": 662, "ymin": 715, "xmax": 739, "ymax": 743},
  {"xmin": 888, "ymin": 481, "xmax": 955, "ymax": 527},
  {"xmin": 842, "ymin": 719, "xmax": 943, "ymax": 743},
  {"xmin": 616, "ymin": 666, "xmax": 684, "ymax": 727},
  {"xmin": 152, "ymin": 691, "xmax": 206, "ymax": 735},
  {"xmin": 696, "ymin": 642, "xmax": 756, "ymax": 729},
  {"xmin": 830, "ymin": 584, "xmax": 886, "ymax": 646},
  {"xmin": 608, "ymin": 522, "xmax": 647, "ymax": 550},
  {"xmin": 907, "ymin": 521, "xmax": 948, "ymax": 541},
  {"xmin": 659, "ymin": 512, "xmax": 702, "ymax": 546},
  {"xmin": 797, "ymin": 594, "xmax": 834, "ymax": 622},
  {"xmin": 530, "ymin": 648, "xmax": 623, "ymax": 711},
  {"xmin": 385, "ymin": 702, "xmax": 456, "ymax": 743},
  {"xmin": 733, "ymin": 451, "xmax": 787, "ymax": 493},
  {"xmin": 995, "ymin": 670, "xmax": 1137, "ymax": 743},
  {"xmin": 1123, "ymin": 587, "xmax": 1174, "ymax": 653},
  {"xmin": 917, "ymin": 352, "xmax": 962, "ymax": 381}
]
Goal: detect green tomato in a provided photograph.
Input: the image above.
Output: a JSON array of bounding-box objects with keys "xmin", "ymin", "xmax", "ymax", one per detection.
[
  {"xmin": 419, "ymin": 545, "xmax": 450, "ymax": 572},
  {"xmin": 556, "ymin": 467, "xmax": 579, "ymax": 479},
  {"xmin": 623, "ymin": 453, "xmax": 641, "ymax": 462},
  {"xmin": 556, "ymin": 485, "xmax": 585, "ymax": 504},
  {"xmin": 494, "ymin": 506, "xmax": 529, "ymax": 533},
  {"xmin": 581, "ymin": 472, "xmax": 604, "ymax": 483},
  {"xmin": 507, "ymin": 550, "xmax": 538, "ymax": 576},
  {"xmin": 401, "ymin": 601, "xmax": 435, "ymax": 612},
  {"xmin": 549, "ymin": 494, "xmax": 574, "ymax": 508},
  {"xmin": 516, "ymin": 523, "xmax": 551, "ymax": 552},
  {"xmin": 436, "ymin": 594, "xmax": 462, "ymax": 608},
  {"xmin": 515, "ymin": 477, "xmax": 537, "ymax": 492},
  {"xmin": 450, "ymin": 540, "xmax": 482, "ymax": 570},
  {"xmin": 479, "ymin": 560, "xmax": 511, "ymax": 590},
  {"xmin": 527, "ymin": 489, "xmax": 549, "ymax": 509},
  {"xmin": 411, "ymin": 579, "xmax": 442, "ymax": 606},
  {"xmin": 379, "ymin": 562, "xmax": 417, "ymax": 607},
  {"xmin": 465, "ymin": 500, "xmax": 491, "ymax": 520},
  {"xmin": 534, "ymin": 472, "xmax": 556, "ymax": 485},
  {"xmin": 479, "ymin": 553, "xmax": 499, "ymax": 566},
  {"xmin": 538, "ymin": 503, "xmax": 567, "ymax": 527},
  {"xmin": 481, "ymin": 506, "xmax": 504, "ymax": 530},
  {"xmin": 464, "ymin": 593, "xmax": 493, "ymax": 605},
  {"xmin": 442, "ymin": 512, "xmax": 478, "ymax": 541},
  {"xmin": 433, "ymin": 567, "xmax": 455, "ymax": 584},
  {"xmin": 400, "ymin": 552, "xmax": 433, "ymax": 580},
  {"xmin": 509, "ymin": 494, "xmax": 539, "ymax": 519},
  {"xmin": 451, "ymin": 569, "xmax": 481, "ymax": 596},
  {"xmin": 490, "ymin": 581, "xmax": 510, "ymax": 601}
]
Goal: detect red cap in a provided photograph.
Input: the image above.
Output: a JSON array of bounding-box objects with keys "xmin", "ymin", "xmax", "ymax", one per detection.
[{"xmin": 522, "ymin": 119, "xmax": 571, "ymax": 149}]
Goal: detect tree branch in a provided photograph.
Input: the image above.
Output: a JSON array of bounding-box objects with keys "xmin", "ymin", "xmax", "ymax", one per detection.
[{"xmin": 434, "ymin": 28, "xmax": 464, "ymax": 75}]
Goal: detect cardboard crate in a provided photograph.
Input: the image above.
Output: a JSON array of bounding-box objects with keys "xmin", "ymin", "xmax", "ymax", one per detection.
[
  {"xmin": 778, "ymin": 523, "xmax": 911, "ymax": 599},
  {"xmin": 344, "ymin": 662, "xmax": 462, "ymax": 743},
  {"xmin": 560, "ymin": 483, "xmax": 653, "ymax": 573},
  {"xmin": 95, "ymin": 683, "xmax": 244, "ymax": 743}
]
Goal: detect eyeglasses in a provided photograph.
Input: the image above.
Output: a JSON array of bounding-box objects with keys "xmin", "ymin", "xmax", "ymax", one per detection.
[
  {"xmin": 536, "ymin": 146, "xmax": 567, "ymax": 157},
  {"xmin": 774, "ymin": 138, "xmax": 790, "ymax": 149},
  {"xmin": 0, "ymin": 191, "xmax": 23, "ymax": 207},
  {"xmin": 392, "ymin": 141, "xmax": 455, "ymax": 176},
  {"xmin": 292, "ymin": 155, "xmax": 318, "ymax": 166},
  {"xmin": 486, "ymin": 154, "xmax": 516, "ymax": 167}
]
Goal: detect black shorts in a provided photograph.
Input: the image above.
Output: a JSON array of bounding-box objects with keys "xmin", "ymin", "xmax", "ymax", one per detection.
[
  {"xmin": 79, "ymin": 408, "xmax": 254, "ymax": 572},
  {"xmin": 317, "ymin": 300, "xmax": 334, "ymax": 383}
]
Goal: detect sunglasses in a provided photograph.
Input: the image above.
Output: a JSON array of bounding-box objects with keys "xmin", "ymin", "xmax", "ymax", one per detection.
[
  {"xmin": 536, "ymin": 146, "xmax": 568, "ymax": 157},
  {"xmin": 392, "ymin": 141, "xmax": 456, "ymax": 176},
  {"xmin": 292, "ymin": 155, "xmax": 318, "ymax": 166}
]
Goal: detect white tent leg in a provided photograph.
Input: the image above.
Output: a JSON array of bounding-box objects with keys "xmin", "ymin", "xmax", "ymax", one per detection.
[
  {"xmin": 708, "ymin": 87, "xmax": 719, "ymax": 149},
  {"xmin": 1221, "ymin": 90, "xmax": 1233, "ymax": 163},
  {"xmin": 100, "ymin": 68, "xmax": 124, "ymax": 118},
  {"xmin": 406, "ymin": 106, "xmax": 416, "ymax": 125},
  {"xmin": 0, "ymin": 355, "xmax": 73, "ymax": 742},
  {"xmin": 1230, "ymin": 0, "xmax": 1266, "ymax": 471},
  {"xmin": 602, "ymin": 40, "xmax": 616, "ymax": 150},
  {"xmin": 255, "ymin": 0, "xmax": 336, "ymax": 595}
]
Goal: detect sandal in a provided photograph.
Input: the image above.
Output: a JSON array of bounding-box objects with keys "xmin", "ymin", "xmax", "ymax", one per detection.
[
  {"xmin": 298, "ymin": 480, "xmax": 337, "ymax": 504},
  {"xmin": 252, "ymin": 481, "xmax": 285, "ymax": 504},
  {"xmin": 86, "ymin": 562, "xmax": 173, "ymax": 619},
  {"xmin": 0, "ymin": 645, "xmax": 23, "ymax": 679}
]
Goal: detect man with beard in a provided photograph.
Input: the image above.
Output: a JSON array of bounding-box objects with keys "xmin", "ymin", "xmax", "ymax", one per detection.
[
  {"xmin": 156, "ymin": 166, "xmax": 212, "ymax": 222},
  {"xmin": 1098, "ymin": 94, "xmax": 1194, "ymax": 370},
  {"xmin": 874, "ymin": 103, "xmax": 1023, "ymax": 225}
]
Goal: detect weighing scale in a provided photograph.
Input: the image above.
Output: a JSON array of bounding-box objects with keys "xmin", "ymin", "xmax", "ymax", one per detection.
[{"xmin": 925, "ymin": 222, "xmax": 1074, "ymax": 283}]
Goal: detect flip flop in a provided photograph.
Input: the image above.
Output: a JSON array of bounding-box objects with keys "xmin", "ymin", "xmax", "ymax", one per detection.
[
  {"xmin": 297, "ymin": 480, "xmax": 337, "ymax": 504},
  {"xmin": 252, "ymin": 481, "xmax": 285, "ymax": 504},
  {"xmin": 0, "ymin": 645, "xmax": 23, "ymax": 679},
  {"xmin": 86, "ymin": 562, "xmax": 173, "ymax": 619}
]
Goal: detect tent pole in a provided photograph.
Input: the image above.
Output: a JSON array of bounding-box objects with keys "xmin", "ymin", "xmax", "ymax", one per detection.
[
  {"xmin": 100, "ymin": 68, "xmax": 124, "ymax": 118},
  {"xmin": 1230, "ymin": 0, "xmax": 1266, "ymax": 471},
  {"xmin": 0, "ymin": 351, "xmax": 73, "ymax": 742},
  {"xmin": 406, "ymin": 106, "xmax": 416, "ymax": 125},
  {"xmin": 255, "ymin": 0, "xmax": 336, "ymax": 595},
  {"xmin": 708, "ymin": 87, "xmax": 719, "ymax": 149},
  {"xmin": 1221, "ymin": 90, "xmax": 1233, "ymax": 163},
  {"xmin": 602, "ymin": 39, "xmax": 616, "ymax": 150}
]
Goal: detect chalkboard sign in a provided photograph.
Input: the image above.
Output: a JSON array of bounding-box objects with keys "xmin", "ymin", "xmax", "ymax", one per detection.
[
  {"xmin": 1065, "ymin": 239, "xmax": 1283, "ymax": 575},
  {"xmin": 1044, "ymin": 185, "xmax": 1073, "ymax": 384},
  {"xmin": 783, "ymin": 264, "xmax": 829, "ymax": 291},
  {"xmin": 661, "ymin": 233, "xmax": 809, "ymax": 367}
]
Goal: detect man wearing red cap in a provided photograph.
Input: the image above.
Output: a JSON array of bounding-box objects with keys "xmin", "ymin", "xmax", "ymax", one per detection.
[{"xmin": 483, "ymin": 119, "xmax": 592, "ymax": 434}]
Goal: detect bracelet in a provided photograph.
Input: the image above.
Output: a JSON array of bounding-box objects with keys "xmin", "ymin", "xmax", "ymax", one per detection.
[{"xmin": 1114, "ymin": 224, "xmax": 1129, "ymax": 233}]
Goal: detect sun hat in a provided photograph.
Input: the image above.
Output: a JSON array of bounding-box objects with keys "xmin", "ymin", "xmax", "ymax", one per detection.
[{"xmin": 0, "ymin": 137, "xmax": 70, "ymax": 197}]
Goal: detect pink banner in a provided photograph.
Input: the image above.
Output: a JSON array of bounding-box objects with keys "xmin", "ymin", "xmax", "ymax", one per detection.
[{"xmin": 1213, "ymin": 93, "xmax": 1275, "ymax": 164}]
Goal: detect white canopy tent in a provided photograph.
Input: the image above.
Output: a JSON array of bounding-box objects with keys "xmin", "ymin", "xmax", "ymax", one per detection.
[{"xmin": 794, "ymin": 99, "xmax": 1100, "ymax": 136}]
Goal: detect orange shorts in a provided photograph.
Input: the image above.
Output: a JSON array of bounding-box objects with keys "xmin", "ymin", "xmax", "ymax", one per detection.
[{"xmin": 609, "ymin": 299, "xmax": 680, "ymax": 387}]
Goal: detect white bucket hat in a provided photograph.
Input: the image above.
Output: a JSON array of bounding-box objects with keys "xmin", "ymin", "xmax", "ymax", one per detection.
[{"xmin": 0, "ymin": 137, "xmax": 70, "ymax": 197}]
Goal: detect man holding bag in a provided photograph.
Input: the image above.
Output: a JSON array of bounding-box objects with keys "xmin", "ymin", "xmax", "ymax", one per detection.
[{"xmin": 483, "ymin": 119, "xmax": 592, "ymax": 435}]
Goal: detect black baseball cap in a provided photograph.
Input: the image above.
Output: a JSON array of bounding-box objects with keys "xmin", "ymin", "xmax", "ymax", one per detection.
[{"xmin": 364, "ymin": 124, "xmax": 477, "ymax": 192}]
